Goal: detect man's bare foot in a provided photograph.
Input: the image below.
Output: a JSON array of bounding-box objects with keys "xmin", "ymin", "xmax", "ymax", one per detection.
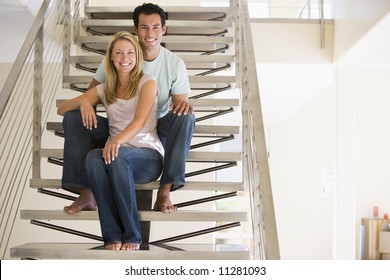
[
  {"xmin": 105, "ymin": 242, "xmax": 122, "ymax": 251},
  {"xmin": 153, "ymin": 185, "xmax": 177, "ymax": 213},
  {"xmin": 63, "ymin": 188, "xmax": 97, "ymax": 214},
  {"xmin": 121, "ymin": 243, "xmax": 140, "ymax": 250}
]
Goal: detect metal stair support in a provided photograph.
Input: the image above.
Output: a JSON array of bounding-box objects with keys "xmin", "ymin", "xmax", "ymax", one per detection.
[
  {"xmin": 11, "ymin": 243, "xmax": 249, "ymax": 260},
  {"xmin": 30, "ymin": 178, "xmax": 244, "ymax": 192},
  {"xmin": 45, "ymin": 1, "xmax": 244, "ymax": 258}
]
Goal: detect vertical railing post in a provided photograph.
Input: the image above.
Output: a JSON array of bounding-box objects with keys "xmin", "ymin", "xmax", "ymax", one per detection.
[
  {"xmin": 63, "ymin": 0, "xmax": 71, "ymax": 87},
  {"xmin": 32, "ymin": 26, "xmax": 44, "ymax": 179},
  {"xmin": 319, "ymin": 0, "xmax": 325, "ymax": 48},
  {"xmin": 237, "ymin": 0, "xmax": 280, "ymax": 260}
]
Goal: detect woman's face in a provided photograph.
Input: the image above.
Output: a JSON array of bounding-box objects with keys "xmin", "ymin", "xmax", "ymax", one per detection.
[{"xmin": 111, "ymin": 39, "xmax": 137, "ymax": 74}]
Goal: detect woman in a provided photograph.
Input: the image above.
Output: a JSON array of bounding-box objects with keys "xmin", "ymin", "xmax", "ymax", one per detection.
[{"xmin": 57, "ymin": 31, "xmax": 164, "ymax": 250}]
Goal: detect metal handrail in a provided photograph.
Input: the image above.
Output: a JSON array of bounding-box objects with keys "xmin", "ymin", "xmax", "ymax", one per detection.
[{"xmin": 235, "ymin": 0, "xmax": 280, "ymax": 259}]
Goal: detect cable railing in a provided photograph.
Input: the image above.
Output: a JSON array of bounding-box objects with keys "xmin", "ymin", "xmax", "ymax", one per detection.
[
  {"xmin": 0, "ymin": 0, "xmax": 80, "ymax": 259},
  {"xmin": 234, "ymin": 0, "xmax": 280, "ymax": 259}
]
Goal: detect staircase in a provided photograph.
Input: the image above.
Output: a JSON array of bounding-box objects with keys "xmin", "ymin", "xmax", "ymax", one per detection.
[{"xmin": 2, "ymin": 0, "xmax": 278, "ymax": 260}]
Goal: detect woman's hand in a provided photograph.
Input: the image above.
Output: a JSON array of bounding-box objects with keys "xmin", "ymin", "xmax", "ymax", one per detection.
[
  {"xmin": 102, "ymin": 138, "xmax": 121, "ymax": 164},
  {"xmin": 80, "ymin": 98, "xmax": 97, "ymax": 130}
]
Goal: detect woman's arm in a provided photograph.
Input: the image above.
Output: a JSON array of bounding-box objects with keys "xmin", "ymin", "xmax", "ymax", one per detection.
[
  {"xmin": 103, "ymin": 79, "xmax": 157, "ymax": 164},
  {"xmin": 57, "ymin": 87, "xmax": 101, "ymax": 130}
]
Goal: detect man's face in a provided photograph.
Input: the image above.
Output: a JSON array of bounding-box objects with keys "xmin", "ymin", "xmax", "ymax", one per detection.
[{"xmin": 134, "ymin": 13, "xmax": 166, "ymax": 51}]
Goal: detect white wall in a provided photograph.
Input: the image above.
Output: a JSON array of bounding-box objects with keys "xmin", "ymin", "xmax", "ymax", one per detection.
[
  {"xmin": 268, "ymin": 84, "xmax": 336, "ymax": 259},
  {"xmin": 354, "ymin": 65, "xmax": 390, "ymax": 254},
  {"xmin": 334, "ymin": 1, "xmax": 390, "ymax": 259},
  {"xmin": 257, "ymin": 0, "xmax": 390, "ymax": 259}
]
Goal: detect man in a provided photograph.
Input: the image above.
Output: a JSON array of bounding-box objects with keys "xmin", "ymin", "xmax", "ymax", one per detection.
[{"xmin": 60, "ymin": 3, "xmax": 195, "ymax": 214}]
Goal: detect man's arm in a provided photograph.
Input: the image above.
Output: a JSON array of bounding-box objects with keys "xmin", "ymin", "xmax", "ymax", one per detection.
[
  {"xmin": 88, "ymin": 78, "xmax": 101, "ymax": 91},
  {"xmin": 87, "ymin": 59, "xmax": 106, "ymax": 90},
  {"xmin": 169, "ymin": 58, "xmax": 193, "ymax": 116}
]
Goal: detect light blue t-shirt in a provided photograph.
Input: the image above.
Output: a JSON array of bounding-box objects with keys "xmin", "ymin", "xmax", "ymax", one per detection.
[{"xmin": 94, "ymin": 45, "xmax": 190, "ymax": 119}]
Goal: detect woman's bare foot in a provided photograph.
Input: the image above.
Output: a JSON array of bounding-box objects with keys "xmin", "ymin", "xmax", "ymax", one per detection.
[
  {"xmin": 121, "ymin": 243, "xmax": 140, "ymax": 250},
  {"xmin": 105, "ymin": 242, "xmax": 122, "ymax": 251},
  {"xmin": 153, "ymin": 185, "xmax": 177, "ymax": 213},
  {"xmin": 64, "ymin": 189, "xmax": 97, "ymax": 214}
]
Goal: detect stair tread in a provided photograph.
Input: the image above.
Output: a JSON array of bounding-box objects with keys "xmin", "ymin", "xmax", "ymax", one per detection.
[
  {"xmin": 11, "ymin": 242, "xmax": 249, "ymax": 260},
  {"xmin": 82, "ymin": 19, "xmax": 232, "ymax": 28},
  {"xmin": 56, "ymin": 98, "xmax": 239, "ymax": 108},
  {"xmin": 63, "ymin": 75, "xmax": 236, "ymax": 84},
  {"xmin": 84, "ymin": 6, "xmax": 231, "ymax": 14},
  {"xmin": 40, "ymin": 149, "xmax": 242, "ymax": 161},
  {"xmin": 20, "ymin": 210, "xmax": 247, "ymax": 222},
  {"xmin": 46, "ymin": 122, "xmax": 240, "ymax": 134},
  {"xmin": 30, "ymin": 178, "xmax": 244, "ymax": 191},
  {"xmin": 75, "ymin": 35, "xmax": 233, "ymax": 44},
  {"xmin": 70, "ymin": 54, "xmax": 234, "ymax": 63}
]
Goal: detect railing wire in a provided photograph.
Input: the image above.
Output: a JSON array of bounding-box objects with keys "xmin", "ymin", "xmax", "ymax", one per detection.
[{"xmin": 0, "ymin": 0, "xmax": 78, "ymax": 259}]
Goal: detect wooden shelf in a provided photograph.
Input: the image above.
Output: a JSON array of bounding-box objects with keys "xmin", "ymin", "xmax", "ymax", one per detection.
[{"xmin": 362, "ymin": 218, "xmax": 389, "ymax": 260}]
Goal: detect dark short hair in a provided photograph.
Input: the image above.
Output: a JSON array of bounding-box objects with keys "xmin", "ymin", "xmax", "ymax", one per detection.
[{"xmin": 133, "ymin": 3, "xmax": 167, "ymax": 27}]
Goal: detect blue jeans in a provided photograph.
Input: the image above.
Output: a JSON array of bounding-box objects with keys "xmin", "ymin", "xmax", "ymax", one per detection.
[
  {"xmin": 61, "ymin": 110, "xmax": 109, "ymax": 194},
  {"xmin": 157, "ymin": 111, "xmax": 195, "ymax": 191},
  {"xmin": 85, "ymin": 147, "xmax": 163, "ymax": 245},
  {"xmin": 62, "ymin": 109, "xmax": 195, "ymax": 193}
]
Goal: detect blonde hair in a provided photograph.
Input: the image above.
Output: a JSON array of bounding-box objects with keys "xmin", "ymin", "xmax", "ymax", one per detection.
[{"xmin": 104, "ymin": 31, "xmax": 144, "ymax": 104}]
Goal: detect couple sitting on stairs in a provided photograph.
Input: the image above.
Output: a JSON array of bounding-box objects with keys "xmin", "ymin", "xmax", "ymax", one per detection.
[{"xmin": 57, "ymin": 3, "xmax": 195, "ymax": 251}]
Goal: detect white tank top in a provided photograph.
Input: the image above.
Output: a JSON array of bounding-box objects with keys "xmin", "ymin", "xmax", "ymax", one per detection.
[{"xmin": 96, "ymin": 75, "xmax": 164, "ymax": 157}]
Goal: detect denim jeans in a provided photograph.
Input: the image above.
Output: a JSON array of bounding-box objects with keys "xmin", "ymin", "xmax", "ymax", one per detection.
[
  {"xmin": 62, "ymin": 109, "xmax": 195, "ymax": 193},
  {"xmin": 157, "ymin": 110, "xmax": 195, "ymax": 191},
  {"xmin": 85, "ymin": 147, "xmax": 163, "ymax": 245},
  {"xmin": 62, "ymin": 110, "xmax": 109, "ymax": 194}
]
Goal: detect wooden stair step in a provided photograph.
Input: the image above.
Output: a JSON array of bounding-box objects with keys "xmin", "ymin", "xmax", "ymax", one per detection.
[
  {"xmin": 40, "ymin": 149, "xmax": 241, "ymax": 162},
  {"xmin": 75, "ymin": 35, "xmax": 233, "ymax": 44},
  {"xmin": 84, "ymin": 6, "xmax": 231, "ymax": 22},
  {"xmin": 11, "ymin": 242, "xmax": 249, "ymax": 260},
  {"xmin": 82, "ymin": 19, "xmax": 232, "ymax": 28},
  {"xmin": 55, "ymin": 98, "xmax": 239, "ymax": 108},
  {"xmin": 46, "ymin": 122, "xmax": 240, "ymax": 135},
  {"xmin": 84, "ymin": 6, "xmax": 231, "ymax": 14},
  {"xmin": 20, "ymin": 210, "xmax": 247, "ymax": 222},
  {"xmin": 30, "ymin": 178, "xmax": 244, "ymax": 192},
  {"xmin": 63, "ymin": 75, "xmax": 236, "ymax": 85},
  {"xmin": 70, "ymin": 54, "xmax": 234, "ymax": 64}
]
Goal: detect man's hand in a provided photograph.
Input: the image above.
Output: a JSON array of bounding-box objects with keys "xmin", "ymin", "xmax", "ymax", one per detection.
[{"xmin": 170, "ymin": 94, "xmax": 194, "ymax": 116}]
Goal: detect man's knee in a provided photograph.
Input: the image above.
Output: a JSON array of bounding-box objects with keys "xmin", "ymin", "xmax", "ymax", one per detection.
[{"xmin": 179, "ymin": 112, "xmax": 196, "ymax": 127}]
